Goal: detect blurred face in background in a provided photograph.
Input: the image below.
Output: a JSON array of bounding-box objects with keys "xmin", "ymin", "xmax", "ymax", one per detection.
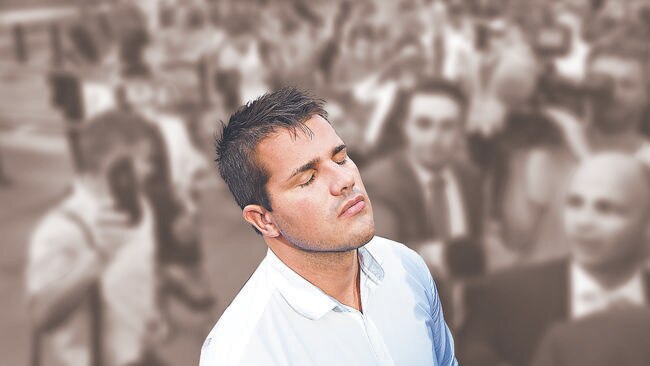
[
  {"xmin": 564, "ymin": 155, "xmax": 649, "ymax": 274},
  {"xmin": 588, "ymin": 53, "xmax": 648, "ymax": 134},
  {"xmin": 404, "ymin": 93, "xmax": 463, "ymax": 171}
]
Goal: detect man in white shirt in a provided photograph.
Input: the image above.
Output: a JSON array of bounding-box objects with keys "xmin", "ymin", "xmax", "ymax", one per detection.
[
  {"xmin": 26, "ymin": 111, "xmax": 163, "ymax": 366},
  {"xmin": 200, "ymin": 87, "xmax": 458, "ymax": 365},
  {"xmin": 459, "ymin": 153, "xmax": 650, "ymax": 366}
]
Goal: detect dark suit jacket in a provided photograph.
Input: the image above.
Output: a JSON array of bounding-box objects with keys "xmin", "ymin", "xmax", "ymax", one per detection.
[
  {"xmin": 531, "ymin": 308, "xmax": 650, "ymax": 366},
  {"xmin": 458, "ymin": 259, "xmax": 650, "ymax": 366},
  {"xmin": 362, "ymin": 150, "xmax": 485, "ymax": 277}
]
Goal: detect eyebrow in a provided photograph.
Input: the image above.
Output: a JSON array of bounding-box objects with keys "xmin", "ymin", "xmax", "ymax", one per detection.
[
  {"xmin": 287, "ymin": 145, "xmax": 347, "ymax": 181},
  {"xmin": 289, "ymin": 158, "xmax": 320, "ymax": 180}
]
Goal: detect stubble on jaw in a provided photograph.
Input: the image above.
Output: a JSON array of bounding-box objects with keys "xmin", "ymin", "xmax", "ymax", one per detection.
[{"xmin": 276, "ymin": 223, "xmax": 374, "ymax": 270}]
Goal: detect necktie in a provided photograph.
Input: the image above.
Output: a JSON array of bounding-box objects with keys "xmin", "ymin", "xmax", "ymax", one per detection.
[
  {"xmin": 433, "ymin": 31, "xmax": 445, "ymax": 77},
  {"xmin": 428, "ymin": 173, "xmax": 450, "ymax": 241}
]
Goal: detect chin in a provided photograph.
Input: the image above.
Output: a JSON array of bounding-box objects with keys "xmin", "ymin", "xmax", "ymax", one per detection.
[
  {"xmin": 338, "ymin": 223, "xmax": 375, "ymax": 251},
  {"xmin": 573, "ymin": 250, "xmax": 607, "ymax": 270}
]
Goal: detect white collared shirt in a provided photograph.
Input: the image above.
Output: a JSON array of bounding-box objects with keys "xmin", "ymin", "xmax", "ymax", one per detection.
[
  {"xmin": 26, "ymin": 181, "xmax": 158, "ymax": 366},
  {"xmin": 409, "ymin": 162, "xmax": 468, "ymax": 239},
  {"xmin": 570, "ymin": 262, "xmax": 646, "ymax": 320},
  {"xmin": 200, "ymin": 236, "xmax": 458, "ymax": 366}
]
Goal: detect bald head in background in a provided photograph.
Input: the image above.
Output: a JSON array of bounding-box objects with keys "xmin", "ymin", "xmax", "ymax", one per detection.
[{"xmin": 564, "ymin": 153, "xmax": 650, "ymax": 280}]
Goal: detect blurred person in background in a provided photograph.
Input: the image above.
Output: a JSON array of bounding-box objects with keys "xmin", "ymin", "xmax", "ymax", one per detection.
[
  {"xmin": 211, "ymin": 2, "xmax": 269, "ymax": 113},
  {"xmin": 531, "ymin": 307, "xmax": 650, "ymax": 366},
  {"xmin": 459, "ymin": 153, "xmax": 650, "ymax": 366},
  {"xmin": 26, "ymin": 111, "xmax": 167, "ymax": 366},
  {"xmin": 122, "ymin": 111, "xmax": 216, "ymax": 343},
  {"xmin": 550, "ymin": 1, "xmax": 591, "ymax": 83},
  {"xmin": 115, "ymin": 58, "xmax": 216, "ymax": 342},
  {"xmin": 427, "ymin": 0, "xmax": 476, "ymax": 88},
  {"xmin": 352, "ymin": 38, "xmax": 431, "ymax": 159},
  {"xmin": 200, "ymin": 87, "xmax": 457, "ymax": 365},
  {"xmin": 508, "ymin": 36, "xmax": 650, "ymax": 265},
  {"xmin": 0, "ymin": 147, "xmax": 11, "ymax": 187},
  {"xmin": 363, "ymin": 79, "xmax": 485, "ymax": 327}
]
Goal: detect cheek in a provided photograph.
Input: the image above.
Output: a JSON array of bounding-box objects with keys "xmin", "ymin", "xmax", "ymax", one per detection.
[
  {"xmin": 563, "ymin": 210, "xmax": 578, "ymax": 229},
  {"xmin": 597, "ymin": 216, "xmax": 634, "ymax": 242},
  {"xmin": 440, "ymin": 132, "xmax": 459, "ymax": 150},
  {"xmin": 278, "ymin": 191, "xmax": 329, "ymax": 224}
]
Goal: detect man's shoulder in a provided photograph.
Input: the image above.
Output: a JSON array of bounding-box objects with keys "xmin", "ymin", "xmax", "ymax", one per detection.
[
  {"xmin": 467, "ymin": 259, "xmax": 568, "ymax": 300},
  {"xmin": 29, "ymin": 196, "xmax": 88, "ymax": 251},
  {"xmin": 365, "ymin": 236, "xmax": 430, "ymax": 278},
  {"xmin": 200, "ymin": 258, "xmax": 278, "ymax": 366}
]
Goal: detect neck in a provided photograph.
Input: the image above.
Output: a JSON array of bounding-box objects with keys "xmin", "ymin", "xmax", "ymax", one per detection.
[
  {"xmin": 577, "ymin": 260, "xmax": 640, "ymax": 290},
  {"xmin": 77, "ymin": 174, "xmax": 109, "ymax": 198},
  {"xmin": 268, "ymin": 238, "xmax": 362, "ymax": 312}
]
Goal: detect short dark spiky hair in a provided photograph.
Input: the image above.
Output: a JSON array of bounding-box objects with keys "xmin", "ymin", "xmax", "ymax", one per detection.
[{"xmin": 215, "ymin": 87, "xmax": 329, "ymax": 220}]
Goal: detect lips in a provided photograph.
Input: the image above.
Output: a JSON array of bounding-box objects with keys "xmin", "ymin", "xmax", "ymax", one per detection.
[
  {"xmin": 339, "ymin": 194, "xmax": 366, "ymax": 218},
  {"xmin": 572, "ymin": 236, "xmax": 602, "ymax": 250}
]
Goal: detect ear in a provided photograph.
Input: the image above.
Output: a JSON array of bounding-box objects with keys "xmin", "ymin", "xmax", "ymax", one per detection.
[{"xmin": 243, "ymin": 204, "xmax": 279, "ymax": 237}]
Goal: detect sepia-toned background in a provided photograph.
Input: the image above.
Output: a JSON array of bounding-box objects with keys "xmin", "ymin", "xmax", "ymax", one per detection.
[{"xmin": 1, "ymin": 0, "xmax": 649, "ymax": 365}]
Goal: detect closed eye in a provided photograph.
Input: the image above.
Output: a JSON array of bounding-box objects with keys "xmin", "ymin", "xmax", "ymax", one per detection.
[
  {"xmin": 333, "ymin": 145, "xmax": 348, "ymax": 165},
  {"xmin": 299, "ymin": 173, "xmax": 316, "ymax": 188}
]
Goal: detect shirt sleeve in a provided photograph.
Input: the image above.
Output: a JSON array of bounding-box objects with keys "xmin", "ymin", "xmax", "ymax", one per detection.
[
  {"xmin": 25, "ymin": 213, "xmax": 92, "ymax": 297},
  {"xmin": 425, "ymin": 260, "xmax": 459, "ymax": 366}
]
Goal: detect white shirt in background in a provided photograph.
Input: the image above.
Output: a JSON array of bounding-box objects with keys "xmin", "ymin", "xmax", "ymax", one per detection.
[
  {"xmin": 26, "ymin": 181, "xmax": 158, "ymax": 366},
  {"xmin": 570, "ymin": 261, "xmax": 646, "ymax": 320}
]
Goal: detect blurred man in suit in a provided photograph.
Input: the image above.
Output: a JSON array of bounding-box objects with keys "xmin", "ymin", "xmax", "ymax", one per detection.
[
  {"xmin": 531, "ymin": 307, "xmax": 650, "ymax": 366},
  {"xmin": 363, "ymin": 79, "xmax": 485, "ymax": 326},
  {"xmin": 459, "ymin": 153, "xmax": 650, "ymax": 366},
  {"xmin": 364, "ymin": 79, "xmax": 485, "ymax": 279}
]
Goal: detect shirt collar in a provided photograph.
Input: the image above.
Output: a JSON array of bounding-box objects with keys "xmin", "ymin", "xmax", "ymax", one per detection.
[
  {"xmin": 570, "ymin": 261, "xmax": 646, "ymax": 319},
  {"xmin": 68, "ymin": 179, "xmax": 100, "ymax": 211},
  {"xmin": 265, "ymin": 241, "xmax": 385, "ymax": 320}
]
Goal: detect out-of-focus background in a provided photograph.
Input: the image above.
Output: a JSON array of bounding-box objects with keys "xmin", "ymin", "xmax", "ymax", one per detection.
[{"xmin": 1, "ymin": 0, "xmax": 649, "ymax": 365}]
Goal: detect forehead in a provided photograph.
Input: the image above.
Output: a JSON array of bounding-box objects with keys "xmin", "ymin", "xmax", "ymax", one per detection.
[
  {"xmin": 568, "ymin": 165, "xmax": 643, "ymax": 207},
  {"xmin": 589, "ymin": 54, "xmax": 645, "ymax": 79},
  {"xmin": 255, "ymin": 115, "xmax": 342, "ymax": 179},
  {"xmin": 408, "ymin": 93, "xmax": 461, "ymax": 121}
]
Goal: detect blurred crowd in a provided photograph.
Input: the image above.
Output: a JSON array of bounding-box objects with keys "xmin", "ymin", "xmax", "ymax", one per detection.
[{"xmin": 13, "ymin": 0, "xmax": 650, "ymax": 365}]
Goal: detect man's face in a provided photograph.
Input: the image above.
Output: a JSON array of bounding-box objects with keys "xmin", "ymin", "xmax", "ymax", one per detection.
[
  {"xmin": 404, "ymin": 93, "xmax": 463, "ymax": 170},
  {"xmin": 564, "ymin": 163, "xmax": 648, "ymax": 272},
  {"xmin": 255, "ymin": 115, "xmax": 375, "ymax": 252},
  {"xmin": 588, "ymin": 54, "xmax": 648, "ymax": 133}
]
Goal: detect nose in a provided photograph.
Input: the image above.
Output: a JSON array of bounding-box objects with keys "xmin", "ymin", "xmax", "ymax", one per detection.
[
  {"xmin": 569, "ymin": 205, "xmax": 597, "ymax": 233},
  {"xmin": 329, "ymin": 162, "xmax": 355, "ymax": 196},
  {"xmin": 430, "ymin": 129, "xmax": 444, "ymax": 146}
]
